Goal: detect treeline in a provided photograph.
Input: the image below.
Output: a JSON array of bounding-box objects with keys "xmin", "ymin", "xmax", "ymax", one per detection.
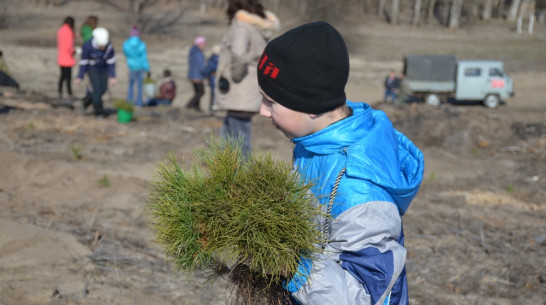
[
  {"xmin": 10, "ymin": 0, "xmax": 546, "ymax": 32},
  {"xmin": 257, "ymin": 0, "xmax": 546, "ymax": 28}
]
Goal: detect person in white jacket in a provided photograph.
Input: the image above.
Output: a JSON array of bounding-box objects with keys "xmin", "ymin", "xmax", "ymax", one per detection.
[{"xmin": 215, "ymin": 0, "xmax": 280, "ymax": 156}]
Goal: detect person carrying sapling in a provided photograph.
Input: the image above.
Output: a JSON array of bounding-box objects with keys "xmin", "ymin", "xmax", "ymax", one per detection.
[{"xmin": 257, "ymin": 21, "xmax": 424, "ymax": 305}]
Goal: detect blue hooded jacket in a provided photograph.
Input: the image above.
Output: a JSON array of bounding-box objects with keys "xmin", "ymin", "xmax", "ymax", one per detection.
[
  {"xmin": 123, "ymin": 36, "xmax": 149, "ymax": 72},
  {"xmin": 288, "ymin": 101, "xmax": 424, "ymax": 305}
]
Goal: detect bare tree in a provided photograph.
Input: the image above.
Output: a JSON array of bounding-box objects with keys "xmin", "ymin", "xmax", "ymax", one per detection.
[
  {"xmin": 507, "ymin": 0, "xmax": 522, "ymax": 21},
  {"xmin": 392, "ymin": 0, "xmax": 400, "ymax": 24},
  {"xmin": 413, "ymin": 0, "xmax": 423, "ymax": 25},
  {"xmin": 482, "ymin": 0, "xmax": 493, "ymax": 20},
  {"xmin": 448, "ymin": 0, "xmax": 463, "ymax": 28},
  {"xmin": 471, "ymin": 0, "xmax": 480, "ymax": 18},
  {"xmin": 427, "ymin": 0, "xmax": 437, "ymax": 23},
  {"xmin": 442, "ymin": 0, "xmax": 451, "ymax": 25},
  {"xmin": 498, "ymin": 0, "xmax": 506, "ymax": 19},
  {"xmin": 70, "ymin": 0, "xmax": 190, "ymax": 34},
  {"xmin": 378, "ymin": 0, "xmax": 387, "ymax": 17}
]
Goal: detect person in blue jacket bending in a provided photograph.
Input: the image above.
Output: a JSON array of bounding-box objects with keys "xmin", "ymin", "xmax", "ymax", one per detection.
[{"xmin": 257, "ymin": 22, "xmax": 424, "ymax": 305}]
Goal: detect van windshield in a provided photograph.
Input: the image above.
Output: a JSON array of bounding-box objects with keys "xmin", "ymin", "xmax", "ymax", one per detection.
[{"xmin": 489, "ymin": 67, "xmax": 504, "ymax": 77}]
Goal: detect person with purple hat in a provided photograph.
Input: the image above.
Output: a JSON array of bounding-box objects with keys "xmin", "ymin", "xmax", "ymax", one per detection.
[
  {"xmin": 186, "ymin": 36, "xmax": 207, "ymax": 111},
  {"xmin": 123, "ymin": 25, "xmax": 150, "ymax": 107}
]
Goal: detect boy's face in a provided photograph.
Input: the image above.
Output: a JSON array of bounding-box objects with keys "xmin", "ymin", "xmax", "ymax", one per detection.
[{"xmin": 259, "ymin": 89, "xmax": 315, "ymax": 139}]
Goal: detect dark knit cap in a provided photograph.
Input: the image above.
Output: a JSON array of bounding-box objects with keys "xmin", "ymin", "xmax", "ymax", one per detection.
[{"xmin": 257, "ymin": 21, "xmax": 349, "ymax": 114}]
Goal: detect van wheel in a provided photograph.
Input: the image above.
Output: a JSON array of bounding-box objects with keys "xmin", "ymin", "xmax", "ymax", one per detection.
[
  {"xmin": 484, "ymin": 95, "xmax": 500, "ymax": 108},
  {"xmin": 425, "ymin": 94, "xmax": 441, "ymax": 107}
]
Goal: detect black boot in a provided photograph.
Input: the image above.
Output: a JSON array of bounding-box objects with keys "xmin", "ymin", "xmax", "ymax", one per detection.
[{"xmin": 82, "ymin": 93, "xmax": 92, "ymax": 114}]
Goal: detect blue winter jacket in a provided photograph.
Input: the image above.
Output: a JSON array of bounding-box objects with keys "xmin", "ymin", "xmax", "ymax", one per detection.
[
  {"xmin": 123, "ymin": 36, "xmax": 150, "ymax": 72},
  {"xmin": 77, "ymin": 39, "xmax": 116, "ymax": 79},
  {"xmin": 288, "ymin": 101, "xmax": 424, "ymax": 305},
  {"xmin": 187, "ymin": 45, "xmax": 207, "ymax": 81},
  {"xmin": 206, "ymin": 54, "xmax": 219, "ymax": 77}
]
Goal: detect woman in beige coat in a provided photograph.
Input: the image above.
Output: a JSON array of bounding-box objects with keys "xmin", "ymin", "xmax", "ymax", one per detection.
[{"xmin": 215, "ymin": 0, "xmax": 279, "ymax": 155}]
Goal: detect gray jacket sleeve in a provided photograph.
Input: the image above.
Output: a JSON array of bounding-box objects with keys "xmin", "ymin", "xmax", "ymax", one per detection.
[
  {"xmin": 292, "ymin": 253, "xmax": 373, "ymax": 305},
  {"xmin": 291, "ymin": 201, "xmax": 406, "ymax": 305}
]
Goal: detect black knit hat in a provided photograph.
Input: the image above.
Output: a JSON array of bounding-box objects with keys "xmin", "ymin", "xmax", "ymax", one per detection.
[{"xmin": 257, "ymin": 21, "xmax": 349, "ymax": 114}]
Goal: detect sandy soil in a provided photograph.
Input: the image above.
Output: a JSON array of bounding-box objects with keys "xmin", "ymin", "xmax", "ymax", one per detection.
[{"xmin": 0, "ymin": 1, "xmax": 545, "ymax": 305}]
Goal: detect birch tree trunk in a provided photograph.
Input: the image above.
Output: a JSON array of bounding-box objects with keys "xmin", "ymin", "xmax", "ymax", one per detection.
[
  {"xmin": 378, "ymin": 0, "xmax": 387, "ymax": 17},
  {"xmin": 482, "ymin": 0, "xmax": 492, "ymax": 20},
  {"xmin": 507, "ymin": 0, "xmax": 522, "ymax": 21},
  {"xmin": 427, "ymin": 0, "xmax": 437, "ymax": 23},
  {"xmin": 413, "ymin": 0, "xmax": 423, "ymax": 25},
  {"xmin": 392, "ymin": 0, "xmax": 400, "ymax": 24},
  {"xmin": 448, "ymin": 0, "xmax": 463, "ymax": 28}
]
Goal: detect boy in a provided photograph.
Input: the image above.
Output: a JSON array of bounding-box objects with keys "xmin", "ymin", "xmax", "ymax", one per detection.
[
  {"xmin": 257, "ymin": 22, "xmax": 424, "ymax": 305},
  {"xmin": 145, "ymin": 69, "xmax": 176, "ymax": 106}
]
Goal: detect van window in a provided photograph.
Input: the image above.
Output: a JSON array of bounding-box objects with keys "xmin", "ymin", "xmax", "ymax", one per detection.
[
  {"xmin": 489, "ymin": 68, "xmax": 504, "ymax": 77},
  {"xmin": 464, "ymin": 67, "xmax": 481, "ymax": 77}
]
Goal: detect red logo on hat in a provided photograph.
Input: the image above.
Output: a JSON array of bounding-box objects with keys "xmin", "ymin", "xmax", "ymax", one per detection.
[{"xmin": 259, "ymin": 54, "xmax": 279, "ymax": 79}]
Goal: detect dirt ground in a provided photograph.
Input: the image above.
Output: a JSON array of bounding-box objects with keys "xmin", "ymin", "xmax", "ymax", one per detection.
[{"xmin": 0, "ymin": 2, "xmax": 545, "ymax": 305}]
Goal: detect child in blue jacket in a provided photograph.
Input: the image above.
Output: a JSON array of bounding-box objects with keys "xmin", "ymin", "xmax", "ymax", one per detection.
[
  {"xmin": 123, "ymin": 25, "xmax": 150, "ymax": 107},
  {"xmin": 257, "ymin": 22, "xmax": 424, "ymax": 305}
]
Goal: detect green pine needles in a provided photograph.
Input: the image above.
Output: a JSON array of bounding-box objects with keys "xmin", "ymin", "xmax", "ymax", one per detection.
[{"xmin": 149, "ymin": 138, "xmax": 325, "ymax": 304}]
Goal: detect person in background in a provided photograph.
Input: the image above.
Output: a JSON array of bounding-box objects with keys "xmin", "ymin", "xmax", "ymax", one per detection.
[
  {"xmin": 123, "ymin": 25, "xmax": 150, "ymax": 107},
  {"xmin": 384, "ymin": 69, "xmax": 399, "ymax": 104},
  {"xmin": 206, "ymin": 44, "xmax": 220, "ymax": 111},
  {"xmin": 145, "ymin": 69, "xmax": 176, "ymax": 107},
  {"xmin": 143, "ymin": 71, "xmax": 157, "ymax": 101},
  {"xmin": 80, "ymin": 15, "xmax": 98, "ymax": 44},
  {"xmin": 257, "ymin": 21, "xmax": 424, "ymax": 305},
  {"xmin": 0, "ymin": 50, "xmax": 20, "ymax": 90},
  {"xmin": 215, "ymin": 0, "xmax": 280, "ymax": 155},
  {"xmin": 56, "ymin": 16, "xmax": 76, "ymax": 102},
  {"xmin": 396, "ymin": 71, "xmax": 410, "ymax": 106},
  {"xmin": 75, "ymin": 27, "xmax": 117, "ymax": 117},
  {"xmin": 186, "ymin": 36, "xmax": 207, "ymax": 111}
]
